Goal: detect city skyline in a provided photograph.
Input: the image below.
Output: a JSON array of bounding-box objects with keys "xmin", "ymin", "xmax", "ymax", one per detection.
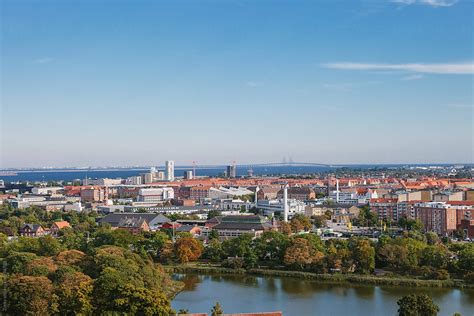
[{"xmin": 1, "ymin": 0, "xmax": 473, "ymax": 168}]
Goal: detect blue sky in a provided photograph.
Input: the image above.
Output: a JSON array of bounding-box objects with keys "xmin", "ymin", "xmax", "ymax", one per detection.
[{"xmin": 1, "ymin": 0, "xmax": 473, "ymax": 168}]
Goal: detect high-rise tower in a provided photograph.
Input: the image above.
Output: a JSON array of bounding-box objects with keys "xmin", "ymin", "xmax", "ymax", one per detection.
[
  {"xmin": 165, "ymin": 160, "xmax": 175, "ymax": 181},
  {"xmin": 283, "ymin": 185, "xmax": 289, "ymax": 222}
]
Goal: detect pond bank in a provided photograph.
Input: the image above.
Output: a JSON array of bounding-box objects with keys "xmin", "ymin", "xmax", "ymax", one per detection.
[{"xmin": 165, "ymin": 264, "xmax": 473, "ymax": 289}]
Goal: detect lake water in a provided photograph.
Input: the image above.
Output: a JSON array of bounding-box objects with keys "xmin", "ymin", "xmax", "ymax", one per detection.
[{"xmin": 172, "ymin": 273, "xmax": 474, "ymax": 316}]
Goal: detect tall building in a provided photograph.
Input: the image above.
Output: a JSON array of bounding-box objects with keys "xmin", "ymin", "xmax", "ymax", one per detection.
[
  {"xmin": 184, "ymin": 170, "xmax": 193, "ymax": 180},
  {"xmin": 165, "ymin": 160, "xmax": 175, "ymax": 181},
  {"xmin": 226, "ymin": 165, "xmax": 236, "ymax": 178}
]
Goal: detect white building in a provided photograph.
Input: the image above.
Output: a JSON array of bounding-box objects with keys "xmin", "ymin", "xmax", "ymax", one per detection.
[
  {"xmin": 257, "ymin": 199, "xmax": 305, "ymax": 218},
  {"xmin": 32, "ymin": 187, "xmax": 63, "ymax": 195},
  {"xmin": 142, "ymin": 173, "xmax": 154, "ymax": 184},
  {"xmin": 137, "ymin": 188, "xmax": 174, "ymax": 203},
  {"xmin": 165, "ymin": 160, "xmax": 175, "ymax": 181},
  {"xmin": 126, "ymin": 176, "xmax": 142, "ymax": 185},
  {"xmin": 217, "ymin": 198, "xmax": 254, "ymax": 211},
  {"xmin": 184, "ymin": 170, "xmax": 193, "ymax": 180},
  {"xmin": 209, "ymin": 187, "xmax": 253, "ymax": 200},
  {"xmin": 82, "ymin": 178, "xmax": 122, "ymax": 186},
  {"xmin": 157, "ymin": 171, "xmax": 165, "ymax": 180}
]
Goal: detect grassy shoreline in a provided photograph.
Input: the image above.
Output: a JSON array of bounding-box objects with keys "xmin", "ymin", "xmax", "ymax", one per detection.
[{"xmin": 165, "ymin": 264, "xmax": 473, "ymax": 289}]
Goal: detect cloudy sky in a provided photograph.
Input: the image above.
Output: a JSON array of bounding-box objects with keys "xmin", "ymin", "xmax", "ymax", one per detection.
[{"xmin": 1, "ymin": 0, "xmax": 473, "ymax": 168}]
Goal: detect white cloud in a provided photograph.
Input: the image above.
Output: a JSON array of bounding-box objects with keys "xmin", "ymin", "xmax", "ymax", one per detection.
[
  {"xmin": 33, "ymin": 57, "xmax": 54, "ymax": 64},
  {"xmin": 322, "ymin": 62, "xmax": 474, "ymax": 74},
  {"xmin": 402, "ymin": 74, "xmax": 424, "ymax": 80},
  {"xmin": 391, "ymin": 0, "xmax": 457, "ymax": 7}
]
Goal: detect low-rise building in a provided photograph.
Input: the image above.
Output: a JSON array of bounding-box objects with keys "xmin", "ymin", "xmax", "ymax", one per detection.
[
  {"xmin": 32, "ymin": 187, "xmax": 64, "ymax": 195},
  {"xmin": 257, "ymin": 199, "xmax": 305, "ymax": 218},
  {"xmin": 205, "ymin": 215, "xmax": 274, "ymax": 239},
  {"xmin": 209, "ymin": 187, "xmax": 254, "ymax": 200},
  {"xmin": 50, "ymin": 221, "xmax": 71, "ymax": 235},
  {"xmin": 98, "ymin": 213, "xmax": 170, "ymax": 231},
  {"xmin": 83, "ymin": 178, "xmax": 122, "ymax": 186},
  {"xmin": 137, "ymin": 187, "xmax": 174, "ymax": 204},
  {"xmin": 277, "ymin": 187, "xmax": 316, "ymax": 201},
  {"xmin": 176, "ymin": 225, "xmax": 202, "ymax": 237},
  {"xmin": 256, "ymin": 186, "xmax": 280, "ymax": 200},
  {"xmin": 19, "ymin": 224, "xmax": 47, "ymax": 237},
  {"xmin": 117, "ymin": 217, "xmax": 150, "ymax": 233}
]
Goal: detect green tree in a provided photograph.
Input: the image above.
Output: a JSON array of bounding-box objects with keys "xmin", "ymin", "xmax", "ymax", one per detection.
[
  {"xmin": 425, "ymin": 232, "xmax": 440, "ymax": 245},
  {"xmin": 207, "ymin": 210, "xmax": 221, "ymax": 220},
  {"xmin": 4, "ymin": 251, "xmax": 38, "ymax": 273},
  {"xmin": 113, "ymin": 284, "xmax": 172, "ymax": 315},
  {"xmin": 420, "ymin": 245, "xmax": 449, "ymax": 269},
  {"xmin": 135, "ymin": 231, "xmax": 169, "ymax": 260},
  {"xmin": 457, "ymin": 244, "xmax": 474, "ymax": 276},
  {"xmin": 38, "ymin": 235, "xmax": 63, "ymax": 256},
  {"xmin": 349, "ymin": 237, "xmax": 375, "ymax": 274},
  {"xmin": 254, "ymin": 231, "xmax": 290, "ymax": 262},
  {"xmin": 397, "ymin": 294, "xmax": 439, "ymax": 316},
  {"xmin": 211, "ymin": 302, "xmax": 224, "ymax": 316},
  {"xmin": 204, "ymin": 238, "xmax": 224, "ymax": 262},
  {"xmin": 208, "ymin": 229, "xmax": 219, "ymax": 240},
  {"xmin": 377, "ymin": 243, "xmax": 410, "ymax": 271}
]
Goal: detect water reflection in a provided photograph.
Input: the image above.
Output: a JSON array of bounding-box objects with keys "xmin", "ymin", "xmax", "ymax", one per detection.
[{"xmin": 172, "ymin": 273, "xmax": 474, "ymax": 316}]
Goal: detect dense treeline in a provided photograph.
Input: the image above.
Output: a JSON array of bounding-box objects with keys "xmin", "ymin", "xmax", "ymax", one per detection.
[
  {"xmin": 0, "ymin": 206, "xmax": 183, "ymax": 315},
  {"xmin": 197, "ymin": 230, "xmax": 474, "ymax": 282}
]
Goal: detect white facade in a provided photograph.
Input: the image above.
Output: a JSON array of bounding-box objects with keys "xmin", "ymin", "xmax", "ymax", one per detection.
[
  {"xmin": 209, "ymin": 186, "xmax": 253, "ymax": 199},
  {"xmin": 83, "ymin": 178, "xmax": 122, "ymax": 186},
  {"xmin": 126, "ymin": 176, "xmax": 142, "ymax": 185},
  {"xmin": 32, "ymin": 187, "xmax": 63, "ymax": 195},
  {"xmin": 157, "ymin": 171, "xmax": 165, "ymax": 180},
  {"xmin": 217, "ymin": 198, "xmax": 254, "ymax": 211},
  {"xmin": 257, "ymin": 199, "xmax": 305, "ymax": 218},
  {"xmin": 184, "ymin": 170, "xmax": 193, "ymax": 180},
  {"xmin": 165, "ymin": 160, "xmax": 175, "ymax": 181},
  {"xmin": 137, "ymin": 187, "xmax": 174, "ymax": 203},
  {"xmin": 142, "ymin": 173, "xmax": 154, "ymax": 184}
]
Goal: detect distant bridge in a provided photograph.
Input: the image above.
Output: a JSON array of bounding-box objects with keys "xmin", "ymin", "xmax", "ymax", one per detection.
[{"xmin": 175, "ymin": 162, "xmax": 341, "ymax": 169}]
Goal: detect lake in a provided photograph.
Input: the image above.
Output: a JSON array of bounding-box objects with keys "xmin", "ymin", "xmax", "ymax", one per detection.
[{"xmin": 172, "ymin": 273, "xmax": 474, "ymax": 316}]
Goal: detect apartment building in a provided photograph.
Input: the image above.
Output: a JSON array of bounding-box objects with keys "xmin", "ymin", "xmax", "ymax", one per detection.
[
  {"xmin": 369, "ymin": 198, "xmax": 398, "ymax": 221},
  {"xmin": 277, "ymin": 187, "xmax": 316, "ymax": 201},
  {"xmin": 190, "ymin": 186, "xmax": 212, "ymax": 200},
  {"xmin": 415, "ymin": 202, "xmax": 457, "ymax": 236},
  {"xmin": 80, "ymin": 187, "xmax": 107, "ymax": 202}
]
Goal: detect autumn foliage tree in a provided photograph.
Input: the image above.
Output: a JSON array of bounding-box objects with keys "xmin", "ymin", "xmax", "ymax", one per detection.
[
  {"xmin": 284, "ymin": 237, "xmax": 324, "ymax": 271},
  {"xmin": 6, "ymin": 275, "xmax": 55, "ymax": 316},
  {"xmin": 175, "ymin": 236, "xmax": 203, "ymax": 263},
  {"xmin": 55, "ymin": 271, "xmax": 93, "ymax": 315}
]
